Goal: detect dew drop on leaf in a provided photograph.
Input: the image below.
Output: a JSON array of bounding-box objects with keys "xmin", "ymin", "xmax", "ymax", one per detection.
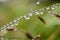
[
  {"xmin": 36, "ymin": 1, "xmax": 40, "ymax": 4},
  {"xmin": 24, "ymin": 16, "xmax": 30, "ymax": 20},
  {"xmin": 35, "ymin": 11, "xmax": 40, "ymax": 15}
]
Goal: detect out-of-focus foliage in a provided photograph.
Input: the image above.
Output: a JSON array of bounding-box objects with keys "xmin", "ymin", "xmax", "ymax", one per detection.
[{"xmin": 0, "ymin": 0, "xmax": 60, "ymax": 40}]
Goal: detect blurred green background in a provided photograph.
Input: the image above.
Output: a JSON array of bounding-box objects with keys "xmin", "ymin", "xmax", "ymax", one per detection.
[{"xmin": 0, "ymin": 0, "xmax": 60, "ymax": 40}]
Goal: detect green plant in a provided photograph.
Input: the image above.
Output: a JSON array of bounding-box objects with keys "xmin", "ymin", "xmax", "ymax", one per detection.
[{"xmin": 0, "ymin": 0, "xmax": 60, "ymax": 40}]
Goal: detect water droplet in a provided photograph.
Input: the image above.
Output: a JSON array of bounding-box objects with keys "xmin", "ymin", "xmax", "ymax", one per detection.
[
  {"xmin": 51, "ymin": 14, "xmax": 54, "ymax": 16},
  {"xmin": 10, "ymin": 24, "xmax": 14, "ymax": 27},
  {"xmin": 17, "ymin": 18, "xmax": 20, "ymax": 21},
  {"xmin": 24, "ymin": 16, "xmax": 30, "ymax": 20},
  {"xmin": 48, "ymin": 11, "xmax": 51, "ymax": 14},
  {"xmin": 6, "ymin": 24, "xmax": 9, "ymax": 26},
  {"xmin": 20, "ymin": 16, "xmax": 23, "ymax": 19},
  {"xmin": 46, "ymin": 7, "xmax": 50, "ymax": 10},
  {"xmin": 9, "ymin": 22, "xmax": 13, "ymax": 24},
  {"xmin": 13, "ymin": 20, "xmax": 17, "ymax": 23},
  {"xmin": 14, "ymin": 23, "xmax": 18, "ymax": 26},
  {"xmin": 36, "ymin": 2, "xmax": 40, "ymax": 4},
  {"xmin": 51, "ymin": 7, "xmax": 55, "ymax": 10},
  {"xmin": 28, "ymin": 13, "xmax": 33, "ymax": 16},
  {"xmin": 40, "ymin": 12, "xmax": 43, "ymax": 14},
  {"xmin": 24, "ymin": 16, "xmax": 26, "ymax": 18},
  {"xmin": 26, "ymin": 17, "xmax": 30, "ymax": 20},
  {"xmin": 35, "ymin": 11, "xmax": 40, "ymax": 15}
]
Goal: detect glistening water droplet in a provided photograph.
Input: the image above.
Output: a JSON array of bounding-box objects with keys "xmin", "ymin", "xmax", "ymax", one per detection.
[
  {"xmin": 51, "ymin": 7, "xmax": 55, "ymax": 10},
  {"xmin": 13, "ymin": 20, "xmax": 17, "ymax": 23},
  {"xmin": 36, "ymin": 1, "xmax": 40, "ymax": 4},
  {"xmin": 14, "ymin": 23, "xmax": 18, "ymax": 26},
  {"xmin": 24, "ymin": 16, "xmax": 30, "ymax": 20},
  {"xmin": 28, "ymin": 13, "xmax": 33, "ymax": 16},
  {"xmin": 40, "ymin": 12, "xmax": 43, "ymax": 14},
  {"xmin": 35, "ymin": 11, "xmax": 40, "ymax": 15}
]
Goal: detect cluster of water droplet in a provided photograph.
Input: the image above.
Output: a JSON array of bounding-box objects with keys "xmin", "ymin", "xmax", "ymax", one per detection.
[
  {"xmin": 0, "ymin": 1, "xmax": 60, "ymax": 32},
  {"xmin": 46, "ymin": 3, "xmax": 60, "ymax": 16}
]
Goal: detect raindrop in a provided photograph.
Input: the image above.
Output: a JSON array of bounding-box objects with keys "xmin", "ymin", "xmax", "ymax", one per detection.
[
  {"xmin": 51, "ymin": 7, "xmax": 55, "ymax": 10},
  {"xmin": 24, "ymin": 16, "xmax": 30, "ymax": 20},
  {"xmin": 48, "ymin": 11, "xmax": 51, "ymax": 14},
  {"xmin": 46, "ymin": 7, "xmax": 50, "ymax": 10},
  {"xmin": 14, "ymin": 23, "xmax": 18, "ymax": 26},
  {"xmin": 6, "ymin": 24, "xmax": 9, "ymax": 27},
  {"xmin": 51, "ymin": 14, "xmax": 54, "ymax": 16},
  {"xmin": 13, "ymin": 20, "xmax": 17, "ymax": 23},
  {"xmin": 36, "ymin": 1, "xmax": 40, "ymax": 4},
  {"xmin": 9, "ymin": 22, "xmax": 13, "ymax": 24},
  {"xmin": 40, "ymin": 12, "xmax": 43, "ymax": 14},
  {"xmin": 20, "ymin": 16, "xmax": 23, "ymax": 19},
  {"xmin": 17, "ymin": 18, "xmax": 20, "ymax": 21},
  {"xmin": 28, "ymin": 13, "xmax": 33, "ymax": 16},
  {"xmin": 10, "ymin": 24, "xmax": 14, "ymax": 27},
  {"xmin": 35, "ymin": 11, "xmax": 40, "ymax": 15}
]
